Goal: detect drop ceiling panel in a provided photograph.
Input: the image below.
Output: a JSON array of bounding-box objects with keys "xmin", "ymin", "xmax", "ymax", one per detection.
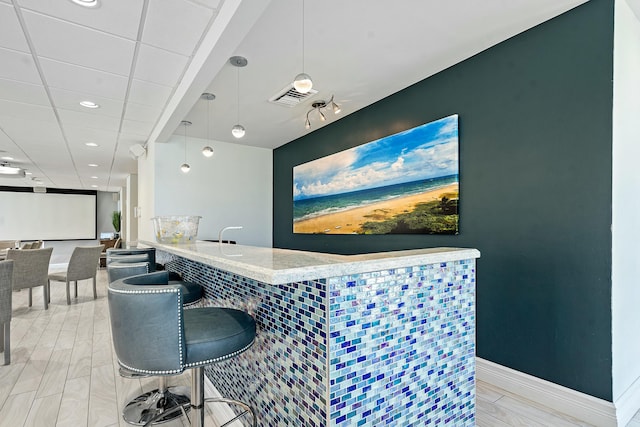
[
  {"xmin": 118, "ymin": 133, "xmax": 147, "ymax": 147},
  {"xmin": 124, "ymin": 102, "xmax": 162, "ymax": 123},
  {"xmin": 0, "ymin": 118, "xmax": 64, "ymax": 146},
  {"xmin": 0, "ymin": 48, "xmax": 42, "ymax": 84},
  {"xmin": 0, "ymin": 100, "xmax": 56, "ymax": 123},
  {"xmin": 134, "ymin": 44, "xmax": 189, "ymax": 86},
  {"xmin": 190, "ymin": 0, "xmax": 222, "ymax": 9},
  {"xmin": 57, "ymin": 109, "xmax": 121, "ymax": 132},
  {"xmin": 0, "ymin": 3, "xmax": 30, "ymax": 52},
  {"xmin": 121, "ymin": 119, "xmax": 154, "ymax": 137},
  {"xmin": 64, "ymin": 127, "xmax": 118, "ymax": 147},
  {"xmin": 16, "ymin": 0, "xmax": 144, "ymax": 40},
  {"xmin": 70, "ymin": 148, "xmax": 112, "ymax": 165},
  {"xmin": 0, "ymin": 79, "xmax": 49, "ymax": 106},
  {"xmin": 49, "ymin": 87, "xmax": 124, "ymax": 119},
  {"xmin": 0, "ymin": 131, "xmax": 14, "ymax": 150},
  {"xmin": 25, "ymin": 149, "xmax": 71, "ymax": 167},
  {"xmin": 128, "ymin": 79, "xmax": 173, "ymax": 107},
  {"xmin": 143, "ymin": 0, "xmax": 214, "ymax": 55},
  {"xmin": 22, "ymin": 10, "xmax": 136, "ymax": 76},
  {"xmin": 40, "ymin": 58, "xmax": 129, "ymax": 100}
]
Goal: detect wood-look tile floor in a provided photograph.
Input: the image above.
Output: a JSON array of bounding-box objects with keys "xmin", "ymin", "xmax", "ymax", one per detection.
[{"xmin": 1, "ymin": 268, "xmax": 639, "ymax": 427}]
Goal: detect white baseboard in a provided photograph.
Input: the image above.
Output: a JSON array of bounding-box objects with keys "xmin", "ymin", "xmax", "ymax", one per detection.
[
  {"xmin": 476, "ymin": 357, "xmax": 620, "ymax": 426},
  {"xmin": 613, "ymin": 374, "xmax": 640, "ymax": 427},
  {"xmin": 203, "ymin": 375, "xmax": 244, "ymax": 427}
]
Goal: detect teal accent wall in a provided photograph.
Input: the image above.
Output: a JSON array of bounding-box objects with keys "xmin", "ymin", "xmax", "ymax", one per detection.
[{"xmin": 273, "ymin": 0, "xmax": 614, "ymax": 401}]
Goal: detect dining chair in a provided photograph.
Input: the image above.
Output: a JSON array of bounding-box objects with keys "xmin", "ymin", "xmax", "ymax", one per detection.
[
  {"xmin": 6, "ymin": 248, "xmax": 53, "ymax": 310},
  {"xmin": 48, "ymin": 245, "xmax": 104, "ymax": 305},
  {"xmin": 0, "ymin": 240, "xmax": 18, "ymax": 261},
  {"xmin": 99, "ymin": 237, "xmax": 121, "ymax": 268},
  {"xmin": 0, "ymin": 260, "xmax": 13, "ymax": 365}
]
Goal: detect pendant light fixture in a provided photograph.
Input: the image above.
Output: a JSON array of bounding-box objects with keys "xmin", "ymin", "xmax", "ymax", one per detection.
[
  {"xmin": 201, "ymin": 93, "xmax": 215, "ymax": 157},
  {"xmin": 180, "ymin": 120, "xmax": 191, "ymax": 173},
  {"xmin": 293, "ymin": 0, "xmax": 313, "ymax": 93},
  {"xmin": 230, "ymin": 56, "xmax": 247, "ymax": 139}
]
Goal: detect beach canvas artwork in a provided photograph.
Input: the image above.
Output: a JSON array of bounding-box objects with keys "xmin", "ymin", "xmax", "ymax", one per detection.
[{"xmin": 293, "ymin": 114, "xmax": 459, "ymax": 235}]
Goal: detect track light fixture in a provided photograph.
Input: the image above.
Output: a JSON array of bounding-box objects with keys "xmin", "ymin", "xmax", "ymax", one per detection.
[
  {"xmin": 230, "ymin": 56, "xmax": 247, "ymax": 139},
  {"xmin": 201, "ymin": 93, "xmax": 215, "ymax": 157},
  {"xmin": 304, "ymin": 95, "xmax": 341, "ymax": 130},
  {"xmin": 180, "ymin": 120, "xmax": 191, "ymax": 173}
]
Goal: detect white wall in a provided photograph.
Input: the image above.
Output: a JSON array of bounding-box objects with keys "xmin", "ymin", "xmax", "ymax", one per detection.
[
  {"xmin": 151, "ymin": 135, "xmax": 272, "ymax": 247},
  {"xmin": 125, "ymin": 174, "xmax": 138, "ymax": 246},
  {"xmin": 612, "ymin": 0, "xmax": 640, "ymax": 402},
  {"xmin": 137, "ymin": 141, "xmax": 156, "ymax": 243}
]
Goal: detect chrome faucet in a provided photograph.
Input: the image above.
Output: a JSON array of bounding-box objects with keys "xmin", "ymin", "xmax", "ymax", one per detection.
[{"xmin": 218, "ymin": 226, "xmax": 243, "ymax": 243}]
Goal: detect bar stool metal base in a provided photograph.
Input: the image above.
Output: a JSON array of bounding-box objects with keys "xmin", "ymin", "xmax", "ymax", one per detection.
[
  {"xmin": 141, "ymin": 367, "xmax": 256, "ymax": 427},
  {"xmin": 122, "ymin": 385, "xmax": 190, "ymax": 425}
]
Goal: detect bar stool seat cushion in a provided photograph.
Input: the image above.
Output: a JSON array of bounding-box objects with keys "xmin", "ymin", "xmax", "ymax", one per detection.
[{"xmin": 183, "ymin": 308, "xmax": 255, "ymax": 367}]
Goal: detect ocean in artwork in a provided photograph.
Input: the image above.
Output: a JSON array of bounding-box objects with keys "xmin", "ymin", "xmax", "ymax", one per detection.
[{"xmin": 293, "ymin": 174, "xmax": 458, "ymax": 223}]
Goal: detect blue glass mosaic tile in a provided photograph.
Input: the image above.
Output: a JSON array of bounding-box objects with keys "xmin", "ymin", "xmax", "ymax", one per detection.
[{"xmin": 157, "ymin": 250, "xmax": 475, "ymax": 426}]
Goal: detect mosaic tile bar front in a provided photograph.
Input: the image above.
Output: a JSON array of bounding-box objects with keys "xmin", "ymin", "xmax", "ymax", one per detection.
[{"xmin": 158, "ymin": 250, "xmax": 476, "ymax": 426}]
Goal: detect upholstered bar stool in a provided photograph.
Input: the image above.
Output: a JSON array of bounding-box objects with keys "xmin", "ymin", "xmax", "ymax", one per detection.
[
  {"xmin": 106, "ymin": 261, "xmax": 149, "ymax": 285},
  {"xmin": 108, "ymin": 272, "xmax": 257, "ymax": 427},
  {"xmin": 107, "ymin": 265, "xmax": 192, "ymax": 425},
  {"xmin": 107, "ymin": 248, "xmax": 203, "ymax": 306},
  {"xmin": 107, "ymin": 248, "xmax": 158, "ymax": 271}
]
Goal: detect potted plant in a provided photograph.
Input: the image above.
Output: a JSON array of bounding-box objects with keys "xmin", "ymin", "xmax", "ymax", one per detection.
[{"xmin": 112, "ymin": 210, "xmax": 121, "ymax": 238}]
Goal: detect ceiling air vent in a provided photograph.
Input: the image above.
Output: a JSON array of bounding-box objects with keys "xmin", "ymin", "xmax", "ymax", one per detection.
[{"xmin": 268, "ymin": 84, "xmax": 317, "ymax": 107}]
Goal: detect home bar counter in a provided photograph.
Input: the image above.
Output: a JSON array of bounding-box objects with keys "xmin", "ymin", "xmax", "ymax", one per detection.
[{"xmin": 141, "ymin": 240, "xmax": 479, "ymax": 426}]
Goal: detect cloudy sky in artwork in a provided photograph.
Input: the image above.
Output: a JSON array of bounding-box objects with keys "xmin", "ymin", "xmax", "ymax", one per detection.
[{"xmin": 293, "ymin": 114, "xmax": 458, "ymax": 200}]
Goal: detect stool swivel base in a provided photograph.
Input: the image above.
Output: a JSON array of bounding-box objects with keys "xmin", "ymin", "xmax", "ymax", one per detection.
[
  {"xmin": 122, "ymin": 376, "xmax": 190, "ymax": 425},
  {"xmin": 142, "ymin": 367, "xmax": 256, "ymax": 427}
]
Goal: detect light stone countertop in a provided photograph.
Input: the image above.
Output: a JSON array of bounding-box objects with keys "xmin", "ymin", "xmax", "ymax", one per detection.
[{"xmin": 141, "ymin": 240, "xmax": 480, "ymax": 285}]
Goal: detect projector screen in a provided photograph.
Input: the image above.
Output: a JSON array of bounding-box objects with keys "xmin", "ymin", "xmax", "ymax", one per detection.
[{"xmin": 0, "ymin": 189, "xmax": 96, "ymax": 240}]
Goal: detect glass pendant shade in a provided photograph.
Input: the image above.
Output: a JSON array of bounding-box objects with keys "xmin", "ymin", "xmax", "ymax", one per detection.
[
  {"xmin": 232, "ymin": 124, "xmax": 246, "ymax": 139},
  {"xmin": 180, "ymin": 163, "xmax": 191, "ymax": 173},
  {"xmin": 293, "ymin": 73, "xmax": 313, "ymax": 93},
  {"xmin": 202, "ymin": 146, "xmax": 214, "ymax": 157}
]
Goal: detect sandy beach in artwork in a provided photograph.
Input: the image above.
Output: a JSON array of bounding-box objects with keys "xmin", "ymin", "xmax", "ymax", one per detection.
[{"xmin": 294, "ymin": 183, "xmax": 458, "ymax": 234}]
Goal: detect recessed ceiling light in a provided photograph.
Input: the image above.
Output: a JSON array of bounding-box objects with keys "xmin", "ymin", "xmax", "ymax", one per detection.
[
  {"xmin": 80, "ymin": 101, "xmax": 100, "ymax": 109},
  {"xmin": 25, "ymin": 171, "xmax": 32, "ymax": 175},
  {"xmin": 91, "ymin": 176, "xmax": 98, "ymax": 179},
  {"xmin": 88, "ymin": 163, "xmax": 98, "ymax": 167},
  {"xmin": 85, "ymin": 142, "xmax": 99, "ymax": 147},
  {"xmin": 1, "ymin": 156, "xmax": 14, "ymax": 160},
  {"xmin": 91, "ymin": 184, "xmax": 98, "ymax": 188},
  {"xmin": 69, "ymin": 0, "xmax": 99, "ymax": 8}
]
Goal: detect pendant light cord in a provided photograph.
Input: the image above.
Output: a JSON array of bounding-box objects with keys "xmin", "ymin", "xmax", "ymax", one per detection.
[
  {"xmin": 184, "ymin": 122, "xmax": 187, "ymax": 162},
  {"xmin": 301, "ymin": 0, "xmax": 305, "ymax": 73},
  {"xmin": 237, "ymin": 66, "xmax": 240, "ymax": 123}
]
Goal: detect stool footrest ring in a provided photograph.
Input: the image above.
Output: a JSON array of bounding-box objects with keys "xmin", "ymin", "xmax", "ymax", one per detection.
[
  {"xmin": 203, "ymin": 397, "xmax": 257, "ymax": 427},
  {"xmin": 141, "ymin": 396, "xmax": 257, "ymax": 427}
]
